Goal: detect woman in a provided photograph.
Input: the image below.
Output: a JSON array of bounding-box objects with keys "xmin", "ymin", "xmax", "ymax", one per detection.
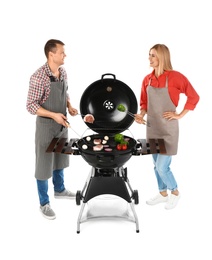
[{"xmin": 135, "ymin": 44, "xmax": 199, "ymax": 209}]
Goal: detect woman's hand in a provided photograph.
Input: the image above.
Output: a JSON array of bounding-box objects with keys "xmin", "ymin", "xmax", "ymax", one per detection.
[
  {"xmin": 163, "ymin": 111, "xmax": 180, "ymax": 120},
  {"xmin": 134, "ymin": 114, "xmax": 148, "ymax": 125},
  {"xmin": 163, "ymin": 109, "xmax": 189, "ymax": 120}
]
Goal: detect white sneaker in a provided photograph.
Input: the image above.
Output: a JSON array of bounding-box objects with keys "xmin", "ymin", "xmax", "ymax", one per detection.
[
  {"xmin": 165, "ymin": 194, "xmax": 181, "ymax": 210},
  {"xmin": 146, "ymin": 193, "xmax": 168, "ymax": 205}
]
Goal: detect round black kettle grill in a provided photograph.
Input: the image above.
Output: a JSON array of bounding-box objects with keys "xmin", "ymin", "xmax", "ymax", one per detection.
[
  {"xmin": 76, "ymin": 73, "xmax": 139, "ymax": 233},
  {"xmin": 46, "ymin": 74, "xmax": 166, "ymax": 233}
]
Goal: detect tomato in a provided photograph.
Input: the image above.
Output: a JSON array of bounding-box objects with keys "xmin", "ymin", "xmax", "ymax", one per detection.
[
  {"xmin": 116, "ymin": 144, "xmax": 128, "ymax": 150},
  {"xmin": 122, "ymin": 144, "xmax": 128, "ymax": 150}
]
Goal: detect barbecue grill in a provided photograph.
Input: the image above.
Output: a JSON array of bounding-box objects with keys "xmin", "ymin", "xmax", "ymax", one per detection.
[{"xmin": 46, "ymin": 73, "xmax": 166, "ymax": 233}]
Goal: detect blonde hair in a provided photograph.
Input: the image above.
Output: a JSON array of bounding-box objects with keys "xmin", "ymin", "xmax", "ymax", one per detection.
[{"xmin": 150, "ymin": 44, "xmax": 173, "ymax": 76}]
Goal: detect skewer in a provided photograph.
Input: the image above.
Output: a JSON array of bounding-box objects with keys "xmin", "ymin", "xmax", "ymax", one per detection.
[
  {"xmin": 117, "ymin": 104, "xmax": 150, "ymax": 127},
  {"xmin": 65, "ymin": 120, "xmax": 82, "ymax": 138},
  {"xmin": 125, "ymin": 111, "xmax": 151, "ymax": 127},
  {"xmin": 126, "ymin": 111, "xmax": 135, "ymax": 117}
]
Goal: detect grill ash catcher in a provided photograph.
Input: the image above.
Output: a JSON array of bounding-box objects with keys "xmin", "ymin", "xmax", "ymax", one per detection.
[{"xmin": 46, "ymin": 74, "xmax": 166, "ymax": 233}]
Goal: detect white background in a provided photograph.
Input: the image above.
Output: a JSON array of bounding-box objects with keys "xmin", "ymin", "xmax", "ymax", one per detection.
[{"xmin": 1, "ymin": 0, "xmax": 211, "ymax": 259}]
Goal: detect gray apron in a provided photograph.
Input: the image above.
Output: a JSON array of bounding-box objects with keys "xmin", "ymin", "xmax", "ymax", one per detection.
[
  {"xmin": 146, "ymin": 77, "xmax": 179, "ymax": 155},
  {"xmin": 35, "ymin": 77, "xmax": 69, "ymax": 180}
]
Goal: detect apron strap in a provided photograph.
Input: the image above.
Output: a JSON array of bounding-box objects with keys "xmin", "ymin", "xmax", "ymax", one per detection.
[
  {"xmin": 148, "ymin": 79, "xmax": 151, "ymax": 86},
  {"xmin": 165, "ymin": 77, "xmax": 168, "ymax": 88},
  {"xmin": 49, "ymin": 76, "xmax": 56, "ymax": 82},
  {"xmin": 148, "ymin": 77, "xmax": 168, "ymax": 87}
]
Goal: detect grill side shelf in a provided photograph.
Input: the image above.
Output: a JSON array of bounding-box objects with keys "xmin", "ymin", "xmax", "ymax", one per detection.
[
  {"xmin": 64, "ymin": 138, "xmax": 79, "ymax": 154},
  {"xmin": 55, "ymin": 138, "xmax": 68, "ymax": 153},
  {"xmin": 136, "ymin": 139, "xmax": 166, "ymax": 155},
  {"xmin": 157, "ymin": 138, "xmax": 167, "ymax": 154},
  {"xmin": 46, "ymin": 138, "xmax": 79, "ymax": 154},
  {"xmin": 46, "ymin": 138, "xmax": 59, "ymax": 153}
]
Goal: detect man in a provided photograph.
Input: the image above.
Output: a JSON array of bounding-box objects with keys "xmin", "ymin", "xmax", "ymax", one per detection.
[{"xmin": 26, "ymin": 39, "xmax": 78, "ymax": 220}]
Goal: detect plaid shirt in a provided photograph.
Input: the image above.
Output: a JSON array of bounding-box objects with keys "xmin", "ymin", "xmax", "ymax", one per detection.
[{"xmin": 26, "ymin": 62, "xmax": 69, "ymax": 115}]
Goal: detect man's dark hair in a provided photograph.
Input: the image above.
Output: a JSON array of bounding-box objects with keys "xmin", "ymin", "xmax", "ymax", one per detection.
[{"xmin": 44, "ymin": 39, "xmax": 65, "ymax": 58}]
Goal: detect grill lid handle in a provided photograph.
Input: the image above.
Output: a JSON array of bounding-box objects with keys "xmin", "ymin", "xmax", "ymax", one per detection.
[{"xmin": 101, "ymin": 73, "xmax": 116, "ymax": 81}]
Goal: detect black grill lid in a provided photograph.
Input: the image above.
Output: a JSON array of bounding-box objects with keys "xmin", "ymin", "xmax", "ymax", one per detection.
[{"xmin": 80, "ymin": 74, "xmax": 138, "ymax": 134}]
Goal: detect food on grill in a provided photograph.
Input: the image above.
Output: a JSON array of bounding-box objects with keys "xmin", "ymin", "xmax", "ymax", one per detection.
[
  {"xmin": 84, "ymin": 114, "xmax": 95, "ymax": 123},
  {"xmin": 103, "ymin": 144, "xmax": 109, "ymax": 147},
  {"xmin": 116, "ymin": 144, "xmax": 122, "ymax": 150},
  {"xmin": 104, "ymin": 135, "xmax": 109, "ymax": 140},
  {"xmin": 104, "ymin": 147, "xmax": 113, "ymax": 152},
  {"xmin": 116, "ymin": 142, "xmax": 128, "ymax": 151},
  {"xmin": 82, "ymin": 144, "xmax": 88, "ymax": 149},
  {"xmin": 93, "ymin": 144, "xmax": 103, "ymax": 151},
  {"xmin": 93, "ymin": 139, "xmax": 102, "ymax": 145},
  {"xmin": 117, "ymin": 104, "xmax": 126, "ymax": 112},
  {"xmin": 114, "ymin": 133, "xmax": 129, "ymax": 150},
  {"xmin": 86, "ymin": 136, "xmax": 91, "ymax": 141},
  {"xmin": 102, "ymin": 140, "xmax": 107, "ymax": 144},
  {"xmin": 121, "ymin": 143, "xmax": 128, "ymax": 150},
  {"xmin": 114, "ymin": 133, "xmax": 124, "ymax": 143}
]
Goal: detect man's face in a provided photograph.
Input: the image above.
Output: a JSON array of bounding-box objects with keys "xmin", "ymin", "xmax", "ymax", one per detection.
[{"xmin": 50, "ymin": 44, "xmax": 66, "ymax": 66}]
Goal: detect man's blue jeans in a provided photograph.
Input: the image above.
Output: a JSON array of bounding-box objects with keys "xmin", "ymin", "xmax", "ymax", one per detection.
[
  {"xmin": 152, "ymin": 154, "xmax": 178, "ymax": 192},
  {"xmin": 36, "ymin": 169, "xmax": 65, "ymax": 206}
]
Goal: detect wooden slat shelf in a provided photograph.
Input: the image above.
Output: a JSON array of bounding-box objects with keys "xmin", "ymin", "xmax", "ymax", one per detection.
[
  {"xmin": 46, "ymin": 138, "xmax": 59, "ymax": 153},
  {"xmin": 46, "ymin": 138, "xmax": 79, "ymax": 154},
  {"xmin": 137, "ymin": 138, "xmax": 166, "ymax": 155}
]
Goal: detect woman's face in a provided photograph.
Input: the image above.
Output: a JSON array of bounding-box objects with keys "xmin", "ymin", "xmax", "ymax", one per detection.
[{"xmin": 149, "ymin": 48, "xmax": 159, "ymax": 69}]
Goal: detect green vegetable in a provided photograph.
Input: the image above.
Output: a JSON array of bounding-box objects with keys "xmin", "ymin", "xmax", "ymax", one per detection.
[
  {"xmin": 120, "ymin": 140, "xmax": 129, "ymax": 145},
  {"xmin": 117, "ymin": 104, "xmax": 126, "ymax": 112},
  {"xmin": 114, "ymin": 133, "xmax": 124, "ymax": 143}
]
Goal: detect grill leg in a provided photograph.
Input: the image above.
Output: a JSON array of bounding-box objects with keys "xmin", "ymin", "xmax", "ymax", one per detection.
[
  {"xmin": 77, "ymin": 202, "xmax": 86, "ymax": 234},
  {"xmin": 77, "ymin": 166, "xmax": 140, "ymax": 233},
  {"xmin": 129, "ymin": 202, "xmax": 139, "ymax": 233}
]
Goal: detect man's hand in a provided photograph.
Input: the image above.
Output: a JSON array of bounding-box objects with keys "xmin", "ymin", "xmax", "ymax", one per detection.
[
  {"xmin": 53, "ymin": 113, "xmax": 69, "ymax": 127},
  {"xmin": 68, "ymin": 106, "xmax": 78, "ymax": 116}
]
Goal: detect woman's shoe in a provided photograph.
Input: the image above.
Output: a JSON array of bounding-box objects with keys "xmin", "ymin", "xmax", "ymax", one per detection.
[
  {"xmin": 165, "ymin": 194, "xmax": 181, "ymax": 210},
  {"xmin": 146, "ymin": 193, "xmax": 168, "ymax": 205}
]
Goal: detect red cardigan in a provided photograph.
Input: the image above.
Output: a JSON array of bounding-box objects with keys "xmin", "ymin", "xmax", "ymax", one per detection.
[{"xmin": 140, "ymin": 70, "xmax": 200, "ymax": 111}]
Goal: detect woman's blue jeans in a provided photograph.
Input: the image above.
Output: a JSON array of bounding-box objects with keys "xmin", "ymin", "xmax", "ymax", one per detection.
[
  {"xmin": 152, "ymin": 154, "xmax": 178, "ymax": 192},
  {"xmin": 36, "ymin": 169, "xmax": 65, "ymax": 206}
]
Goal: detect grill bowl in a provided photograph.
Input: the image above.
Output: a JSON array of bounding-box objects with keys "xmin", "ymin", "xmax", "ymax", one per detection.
[{"xmin": 76, "ymin": 134, "xmax": 137, "ymax": 169}]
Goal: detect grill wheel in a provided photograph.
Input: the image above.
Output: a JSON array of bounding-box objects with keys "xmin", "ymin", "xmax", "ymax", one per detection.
[
  {"xmin": 76, "ymin": 190, "xmax": 82, "ymax": 205},
  {"xmin": 132, "ymin": 190, "xmax": 139, "ymax": 204}
]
